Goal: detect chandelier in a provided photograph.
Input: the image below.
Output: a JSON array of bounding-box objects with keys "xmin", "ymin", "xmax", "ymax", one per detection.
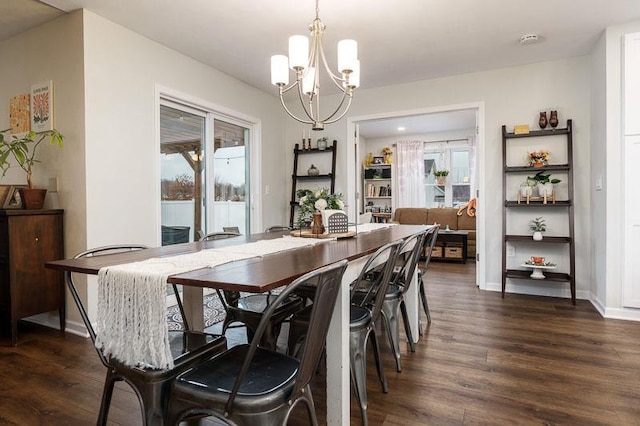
[{"xmin": 270, "ymin": 0, "xmax": 360, "ymax": 131}]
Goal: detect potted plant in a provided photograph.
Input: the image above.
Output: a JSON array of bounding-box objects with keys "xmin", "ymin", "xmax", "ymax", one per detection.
[
  {"xmin": 0, "ymin": 128, "xmax": 64, "ymax": 209},
  {"xmin": 528, "ymin": 171, "xmax": 561, "ymax": 197},
  {"xmin": 296, "ymin": 188, "xmax": 345, "ymax": 232},
  {"xmin": 433, "ymin": 169, "xmax": 449, "ymax": 185},
  {"xmin": 529, "ymin": 216, "xmax": 546, "ymax": 241}
]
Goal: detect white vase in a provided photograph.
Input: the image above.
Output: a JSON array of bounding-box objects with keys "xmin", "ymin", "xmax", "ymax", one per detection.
[
  {"xmin": 520, "ymin": 185, "xmax": 531, "ymax": 197},
  {"xmin": 533, "ymin": 231, "xmax": 543, "ymax": 241},
  {"xmin": 540, "ymin": 182, "xmax": 554, "ymax": 197}
]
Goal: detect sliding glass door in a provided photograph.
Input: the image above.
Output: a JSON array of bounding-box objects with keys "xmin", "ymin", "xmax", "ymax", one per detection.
[{"xmin": 160, "ymin": 101, "xmax": 251, "ymax": 243}]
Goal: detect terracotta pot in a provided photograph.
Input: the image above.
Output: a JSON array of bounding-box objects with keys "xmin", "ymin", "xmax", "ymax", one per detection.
[
  {"xmin": 19, "ymin": 188, "xmax": 47, "ymax": 209},
  {"xmin": 311, "ymin": 212, "xmax": 325, "ymax": 235}
]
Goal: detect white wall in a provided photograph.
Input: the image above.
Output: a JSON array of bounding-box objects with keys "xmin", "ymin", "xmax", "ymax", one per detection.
[
  {"xmin": 599, "ymin": 20, "xmax": 640, "ymax": 320},
  {"xmin": 82, "ymin": 10, "xmax": 285, "ymax": 250},
  {"xmin": 284, "ymin": 57, "xmax": 592, "ymax": 300}
]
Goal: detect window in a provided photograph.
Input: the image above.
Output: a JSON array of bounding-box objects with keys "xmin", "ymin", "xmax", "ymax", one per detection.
[{"xmin": 424, "ymin": 141, "xmax": 471, "ymax": 208}]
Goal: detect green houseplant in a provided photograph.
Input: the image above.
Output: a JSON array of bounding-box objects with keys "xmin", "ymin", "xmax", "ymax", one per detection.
[
  {"xmin": 528, "ymin": 171, "xmax": 561, "ymax": 197},
  {"xmin": 433, "ymin": 169, "xmax": 449, "ymax": 185},
  {"xmin": 0, "ymin": 128, "xmax": 64, "ymax": 208},
  {"xmin": 529, "ymin": 216, "xmax": 546, "ymax": 240}
]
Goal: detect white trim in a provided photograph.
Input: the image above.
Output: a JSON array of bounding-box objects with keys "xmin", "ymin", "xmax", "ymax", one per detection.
[
  {"xmin": 155, "ymin": 85, "xmax": 263, "ymax": 235},
  {"xmin": 346, "ymin": 101, "xmax": 486, "ymax": 290}
]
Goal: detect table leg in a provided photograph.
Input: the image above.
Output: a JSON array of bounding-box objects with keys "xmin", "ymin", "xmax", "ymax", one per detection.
[
  {"xmin": 405, "ymin": 269, "xmax": 420, "ymax": 343},
  {"xmin": 182, "ymin": 286, "xmax": 205, "ymax": 332}
]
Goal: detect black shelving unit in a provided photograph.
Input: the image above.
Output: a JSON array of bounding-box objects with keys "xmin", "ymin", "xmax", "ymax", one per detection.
[
  {"xmin": 289, "ymin": 140, "xmax": 337, "ymax": 227},
  {"xmin": 501, "ymin": 119, "xmax": 575, "ymax": 304}
]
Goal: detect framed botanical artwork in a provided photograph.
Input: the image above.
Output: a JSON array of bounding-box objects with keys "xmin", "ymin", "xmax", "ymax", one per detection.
[
  {"xmin": 9, "ymin": 93, "xmax": 30, "ymax": 134},
  {"xmin": 31, "ymin": 81, "xmax": 53, "ymax": 132},
  {"xmin": 1, "ymin": 185, "xmax": 26, "ymax": 209}
]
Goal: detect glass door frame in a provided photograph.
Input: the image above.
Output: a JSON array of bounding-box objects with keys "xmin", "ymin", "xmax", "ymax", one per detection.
[{"xmin": 156, "ymin": 87, "xmax": 262, "ymax": 243}]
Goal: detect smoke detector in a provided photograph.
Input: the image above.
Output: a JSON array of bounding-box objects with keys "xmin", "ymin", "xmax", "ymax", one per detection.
[{"xmin": 520, "ymin": 34, "xmax": 539, "ymax": 45}]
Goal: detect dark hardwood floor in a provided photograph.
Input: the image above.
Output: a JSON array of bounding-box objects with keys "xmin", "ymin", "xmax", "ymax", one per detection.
[{"xmin": 2, "ymin": 261, "xmax": 640, "ymax": 425}]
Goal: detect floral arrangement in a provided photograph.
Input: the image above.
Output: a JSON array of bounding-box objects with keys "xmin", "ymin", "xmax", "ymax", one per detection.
[
  {"xmin": 382, "ymin": 146, "xmax": 393, "ymax": 155},
  {"xmin": 433, "ymin": 169, "xmax": 449, "ymax": 177},
  {"xmin": 296, "ymin": 188, "xmax": 345, "ymax": 226},
  {"xmin": 527, "ymin": 149, "xmax": 549, "ymax": 166}
]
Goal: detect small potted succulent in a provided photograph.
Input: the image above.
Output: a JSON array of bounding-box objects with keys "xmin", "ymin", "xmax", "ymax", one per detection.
[
  {"xmin": 529, "ymin": 216, "xmax": 546, "ymax": 241},
  {"xmin": 0, "ymin": 128, "xmax": 64, "ymax": 208},
  {"xmin": 433, "ymin": 169, "xmax": 449, "ymax": 185}
]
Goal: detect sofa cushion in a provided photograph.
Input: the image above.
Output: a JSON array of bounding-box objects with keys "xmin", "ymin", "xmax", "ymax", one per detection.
[
  {"xmin": 393, "ymin": 208, "xmax": 429, "ymax": 224},
  {"xmin": 457, "ymin": 213, "xmax": 476, "ymax": 231},
  {"xmin": 427, "ymin": 208, "xmax": 459, "ymax": 230}
]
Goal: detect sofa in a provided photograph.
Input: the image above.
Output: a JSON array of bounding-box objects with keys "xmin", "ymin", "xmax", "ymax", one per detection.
[{"xmin": 393, "ymin": 207, "xmax": 476, "ymax": 259}]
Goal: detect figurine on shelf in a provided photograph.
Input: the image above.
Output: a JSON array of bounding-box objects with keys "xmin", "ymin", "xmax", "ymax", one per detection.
[
  {"xmin": 538, "ymin": 111, "xmax": 548, "ymax": 129},
  {"xmin": 549, "ymin": 110, "xmax": 559, "ymax": 129}
]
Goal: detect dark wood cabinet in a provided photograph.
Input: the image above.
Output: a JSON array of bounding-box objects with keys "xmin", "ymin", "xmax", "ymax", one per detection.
[{"xmin": 0, "ymin": 209, "xmax": 65, "ymax": 345}]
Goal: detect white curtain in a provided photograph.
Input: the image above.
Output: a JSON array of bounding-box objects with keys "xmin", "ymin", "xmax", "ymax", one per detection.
[
  {"xmin": 468, "ymin": 135, "xmax": 478, "ymax": 200},
  {"xmin": 395, "ymin": 140, "xmax": 426, "ymax": 208}
]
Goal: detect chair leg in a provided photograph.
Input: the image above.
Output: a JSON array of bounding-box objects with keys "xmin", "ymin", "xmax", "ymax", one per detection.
[
  {"xmin": 97, "ymin": 371, "xmax": 118, "ymax": 426},
  {"xmin": 350, "ymin": 329, "xmax": 370, "ymax": 426},
  {"xmin": 399, "ymin": 300, "xmax": 415, "ymax": 353},
  {"xmin": 369, "ymin": 328, "xmax": 388, "ymax": 393},
  {"xmin": 381, "ymin": 299, "xmax": 402, "ymax": 372},
  {"xmin": 419, "ymin": 278, "xmax": 431, "ymax": 324}
]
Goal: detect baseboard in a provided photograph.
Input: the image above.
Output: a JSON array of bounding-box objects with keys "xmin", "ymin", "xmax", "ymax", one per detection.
[
  {"xmin": 484, "ymin": 280, "xmax": 590, "ymax": 302},
  {"xmin": 601, "ymin": 307, "xmax": 640, "ymax": 322},
  {"xmin": 23, "ymin": 313, "xmax": 89, "ymax": 338}
]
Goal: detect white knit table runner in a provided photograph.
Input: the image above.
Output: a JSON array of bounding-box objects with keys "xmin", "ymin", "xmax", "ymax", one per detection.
[
  {"xmin": 351, "ymin": 222, "xmax": 398, "ymax": 234},
  {"xmin": 96, "ymin": 236, "xmax": 332, "ymax": 369}
]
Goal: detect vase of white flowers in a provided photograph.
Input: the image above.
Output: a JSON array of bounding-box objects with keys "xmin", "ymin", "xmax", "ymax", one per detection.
[{"xmin": 296, "ymin": 188, "xmax": 345, "ymax": 229}]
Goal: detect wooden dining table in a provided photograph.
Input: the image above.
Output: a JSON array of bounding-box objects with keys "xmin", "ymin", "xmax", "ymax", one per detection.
[{"xmin": 46, "ymin": 224, "xmax": 429, "ymax": 425}]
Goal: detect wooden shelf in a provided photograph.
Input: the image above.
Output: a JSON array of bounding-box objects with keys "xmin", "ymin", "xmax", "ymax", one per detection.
[
  {"xmin": 290, "ymin": 141, "xmax": 337, "ymax": 227},
  {"xmin": 504, "ymin": 200, "xmax": 571, "ymax": 207},
  {"xmin": 505, "ymin": 235, "xmax": 571, "ymax": 243},
  {"xmin": 505, "ymin": 269, "xmax": 572, "ymax": 282},
  {"xmin": 502, "ymin": 119, "xmax": 575, "ymax": 304}
]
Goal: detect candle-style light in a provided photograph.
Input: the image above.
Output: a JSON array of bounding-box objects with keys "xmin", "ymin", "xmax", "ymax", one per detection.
[{"xmin": 270, "ymin": 0, "xmax": 360, "ymax": 131}]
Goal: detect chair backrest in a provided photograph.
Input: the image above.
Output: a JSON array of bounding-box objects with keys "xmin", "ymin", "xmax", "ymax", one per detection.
[
  {"xmin": 200, "ymin": 231, "xmax": 241, "ymax": 241},
  {"xmin": 224, "ymin": 259, "xmax": 349, "ymax": 414},
  {"xmin": 422, "ymin": 225, "xmax": 440, "ymax": 267},
  {"xmin": 65, "ymin": 245, "xmax": 149, "ymax": 368},
  {"xmin": 222, "ymin": 226, "xmax": 240, "ymax": 234},
  {"xmin": 264, "ymin": 225, "xmax": 292, "ymax": 233},
  {"xmin": 350, "ymin": 240, "xmax": 402, "ymax": 323},
  {"xmin": 358, "ymin": 212, "xmax": 373, "ymax": 224},
  {"xmin": 393, "ymin": 230, "xmax": 428, "ymax": 294}
]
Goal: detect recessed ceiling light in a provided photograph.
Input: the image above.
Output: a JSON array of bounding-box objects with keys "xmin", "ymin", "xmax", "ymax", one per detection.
[
  {"xmin": 397, "ymin": 127, "xmax": 406, "ymax": 132},
  {"xmin": 520, "ymin": 34, "xmax": 539, "ymax": 45}
]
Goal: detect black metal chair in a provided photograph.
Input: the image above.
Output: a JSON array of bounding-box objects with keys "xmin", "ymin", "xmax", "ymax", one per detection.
[
  {"xmin": 222, "ymin": 226, "xmax": 241, "ymax": 234},
  {"xmin": 201, "ymin": 232, "xmax": 304, "ymax": 350},
  {"xmin": 418, "ymin": 225, "xmax": 440, "ymax": 327},
  {"xmin": 287, "ymin": 240, "xmax": 402, "ymax": 426},
  {"xmin": 65, "ymin": 245, "xmax": 227, "ymax": 425},
  {"xmin": 348, "ymin": 240, "xmax": 402, "ymax": 426},
  {"xmin": 379, "ymin": 229, "xmax": 429, "ymax": 372},
  {"xmin": 264, "ymin": 225, "xmax": 292, "ymax": 233},
  {"xmin": 167, "ymin": 259, "xmax": 349, "ymax": 425}
]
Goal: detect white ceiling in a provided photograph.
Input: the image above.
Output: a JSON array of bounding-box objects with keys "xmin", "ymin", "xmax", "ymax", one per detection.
[{"xmin": 3, "ymin": 0, "xmax": 640, "ymax": 136}]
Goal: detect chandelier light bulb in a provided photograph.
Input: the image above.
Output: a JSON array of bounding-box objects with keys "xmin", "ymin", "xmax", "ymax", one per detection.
[
  {"xmin": 288, "ymin": 35, "xmax": 309, "ymax": 70},
  {"xmin": 338, "ymin": 39, "xmax": 358, "ymax": 73},
  {"xmin": 270, "ymin": 55, "xmax": 289, "ymax": 86}
]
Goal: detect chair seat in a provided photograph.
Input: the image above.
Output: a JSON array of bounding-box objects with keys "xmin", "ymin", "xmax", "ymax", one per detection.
[
  {"xmin": 174, "ymin": 345, "xmax": 299, "ymax": 413},
  {"xmin": 350, "ymin": 305, "xmax": 372, "ymax": 329},
  {"xmin": 110, "ymin": 331, "xmax": 227, "ymax": 379}
]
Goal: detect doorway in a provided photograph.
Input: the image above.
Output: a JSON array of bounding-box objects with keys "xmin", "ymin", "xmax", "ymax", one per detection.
[{"xmin": 346, "ymin": 103, "xmax": 486, "ymax": 289}]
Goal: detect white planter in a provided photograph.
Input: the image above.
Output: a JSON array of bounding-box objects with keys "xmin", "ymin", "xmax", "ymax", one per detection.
[
  {"xmin": 520, "ymin": 185, "xmax": 532, "ymax": 197},
  {"xmin": 539, "ymin": 182, "xmax": 554, "ymax": 197},
  {"xmin": 533, "ymin": 231, "xmax": 543, "ymax": 241}
]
